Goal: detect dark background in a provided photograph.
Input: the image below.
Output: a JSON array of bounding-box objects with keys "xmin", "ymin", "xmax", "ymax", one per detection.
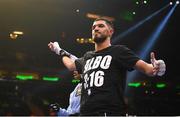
[{"xmin": 0, "ymin": 0, "xmax": 179, "ymax": 115}]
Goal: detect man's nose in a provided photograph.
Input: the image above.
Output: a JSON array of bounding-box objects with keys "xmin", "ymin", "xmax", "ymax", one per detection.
[{"xmin": 94, "ymin": 28, "xmax": 99, "ymax": 32}]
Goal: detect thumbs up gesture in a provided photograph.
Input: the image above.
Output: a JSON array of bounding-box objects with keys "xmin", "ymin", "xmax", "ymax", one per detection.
[{"xmin": 150, "ymin": 52, "xmax": 166, "ymax": 76}]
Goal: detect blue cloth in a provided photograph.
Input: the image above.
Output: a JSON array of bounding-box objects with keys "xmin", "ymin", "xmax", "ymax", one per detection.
[{"xmin": 58, "ymin": 83, "xmax": 81, "ymax": 116}]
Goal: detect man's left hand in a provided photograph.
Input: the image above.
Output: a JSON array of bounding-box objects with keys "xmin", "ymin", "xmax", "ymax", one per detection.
[{"xmin": 150, "ymin": 52, "xmax": 166, "ymax": 76}]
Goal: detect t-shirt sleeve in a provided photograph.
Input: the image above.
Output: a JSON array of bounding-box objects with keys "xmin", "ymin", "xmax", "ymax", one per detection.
[
  {"xmin": 75, "ymin": 57, "xmax": 84, "ymax": 74},
  {"xmin": 75, "ymin": 51, "xmax": 94, "ymax": 74},
  {"xmin": 115, "ymin": 45, "xmax": 140, "ymax": 71}
]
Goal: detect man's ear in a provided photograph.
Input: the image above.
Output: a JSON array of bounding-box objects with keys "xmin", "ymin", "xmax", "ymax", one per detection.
[{"xmin": 110, "ymin": 29, "xmax": 114, "ymax": 35}]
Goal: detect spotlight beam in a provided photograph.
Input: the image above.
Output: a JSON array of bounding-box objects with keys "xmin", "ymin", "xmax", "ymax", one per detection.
[
  {"xmin": 138, "ymin": 4, "xmax": 177, "ymax": 59},
  {"xmin": 112, "ymin": 4, "xmax": 169, "ymax": 44},
  {"xmin": 125, "ymin": 4, "xmax": 177, "ymax": 95}
]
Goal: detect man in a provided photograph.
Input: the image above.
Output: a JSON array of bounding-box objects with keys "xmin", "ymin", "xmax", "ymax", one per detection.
[{"xmin": 48, "ymin": 18, "xmax": 166, "ymax": 115}]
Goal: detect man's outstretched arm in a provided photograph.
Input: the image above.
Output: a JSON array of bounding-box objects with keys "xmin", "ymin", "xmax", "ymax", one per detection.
[
  {"xmin": 135, "ymin": 52, "xmax": 166, "ymax": 77},
  {"xmin": 48, "ymin": 42, "xmax": 77, "ymax": 71}
]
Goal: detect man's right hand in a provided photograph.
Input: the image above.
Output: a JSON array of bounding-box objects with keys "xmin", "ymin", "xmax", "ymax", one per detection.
[{"xmin": 48, "ymin": 42, "xmax": 62, "ymax": 55}]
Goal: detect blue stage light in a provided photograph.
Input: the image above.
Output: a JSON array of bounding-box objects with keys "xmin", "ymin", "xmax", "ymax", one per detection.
[{"xmin": 125, "ymin": 4, "xmax": 177, "ymax": 95}]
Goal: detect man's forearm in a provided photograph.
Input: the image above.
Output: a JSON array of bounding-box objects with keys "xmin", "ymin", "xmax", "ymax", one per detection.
[
  {"xmin": 62, "ymin": 56, "xmax": 76, "ymax": 71},
  {"xmin": 48, "ymin": 42, "xmax": 77, "ymax": 71}
]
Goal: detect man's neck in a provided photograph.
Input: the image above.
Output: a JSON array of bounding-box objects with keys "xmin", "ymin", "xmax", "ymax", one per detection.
[{"xmin": 95, "ymin": 38, "xmax": 111, "ymax": 52}]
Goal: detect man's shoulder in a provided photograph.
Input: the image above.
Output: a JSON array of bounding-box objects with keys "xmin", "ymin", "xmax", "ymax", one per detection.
[
  {"xmin": 111, "ymin": 45, "xmax": 130, "ymax": 51},
  {"xmin": 85, "ymin": 51, "xmax": 95, "ymax": 55},
  {"xmin": 83, "ymin": 51, "xmax": 95, "ymax": 59},
  {"xmin": 112, "ymin": 44, "xmax": 127, "ymax": 48}
]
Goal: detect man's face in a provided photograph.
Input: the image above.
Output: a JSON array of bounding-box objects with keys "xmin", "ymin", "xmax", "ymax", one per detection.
[{"xmin": 92, "ymin": 20, "xmax": 113, "ymax": 43}]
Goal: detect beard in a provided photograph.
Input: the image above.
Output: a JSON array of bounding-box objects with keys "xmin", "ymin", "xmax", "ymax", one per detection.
[{"xmin": 93, "ymin": 33, "xmax": 107, "ymax": 43}]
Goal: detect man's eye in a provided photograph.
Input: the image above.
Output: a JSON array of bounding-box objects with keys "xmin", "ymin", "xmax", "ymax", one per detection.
[{"xmin": 99, "ymin": 24, "xmax": 104, "ymax": 27}]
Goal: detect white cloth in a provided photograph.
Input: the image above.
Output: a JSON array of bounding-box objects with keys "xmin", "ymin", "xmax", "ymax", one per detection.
[{"xmin": 58, "ymin": 83, "xmax": 81, "ymax": 116}]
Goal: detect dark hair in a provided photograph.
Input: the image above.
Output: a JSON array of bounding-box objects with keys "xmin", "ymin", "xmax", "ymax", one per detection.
[{"xmin": 94, "ymin": 17, "xmax": 114, "ymax": 29}]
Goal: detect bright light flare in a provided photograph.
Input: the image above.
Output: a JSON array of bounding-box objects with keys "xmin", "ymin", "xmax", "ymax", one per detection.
[{"xmin": 176, "ymin": 1, "xmax": 179, "ymax": 4}]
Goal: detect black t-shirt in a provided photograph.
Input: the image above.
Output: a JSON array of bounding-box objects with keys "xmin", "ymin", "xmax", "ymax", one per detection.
[{"xmin": 75, "ymin": 45, "xmax": 140, "ymax": 115}]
